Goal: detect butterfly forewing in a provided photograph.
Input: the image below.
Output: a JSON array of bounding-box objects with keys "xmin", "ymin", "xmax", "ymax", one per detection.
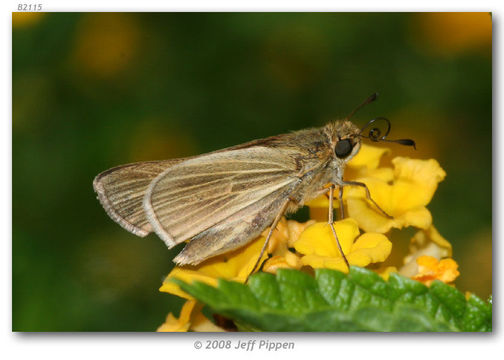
[{"xmin": 144, "ymin": 147, "xmax": 301, "ymax": 250}]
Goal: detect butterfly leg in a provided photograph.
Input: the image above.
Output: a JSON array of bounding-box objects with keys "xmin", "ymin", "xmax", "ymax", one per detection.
[
  {"xmin": 338, "ymin": 186, "xmax": 345, "ymax": 219},
  {"xmin": 328, "ymin": 185, "xmax": 350, "ymax": 269},
  {"xmin": 245, "ymin": 199, "xmax": 291, "ymax": 284},
  {"xmin": 341, "ymin": 180, "xmax": 393, "ymax": 219}
]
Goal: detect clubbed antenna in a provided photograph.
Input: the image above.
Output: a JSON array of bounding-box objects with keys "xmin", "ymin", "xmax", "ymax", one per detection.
[
  {"xmin": 346, "ymin": 93, "xmax": 379, "ymax": 120},
  {"xmin": 359, "ymin": 117, "xmax": 416, "ymax": 150}
]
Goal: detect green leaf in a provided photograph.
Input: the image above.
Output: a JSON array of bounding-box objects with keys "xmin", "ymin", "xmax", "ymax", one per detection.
[{"xmin": 172, "ymin": 267, "xmax": 492, "ymax": 332}]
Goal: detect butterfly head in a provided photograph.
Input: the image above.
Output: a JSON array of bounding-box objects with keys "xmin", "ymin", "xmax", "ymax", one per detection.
[
  {"xmin": 327, "ymin": 120, "xmax": 362, "ymax": 161},
  {"xmin": 327, "ymin": 93, "xmax": 416, "ymax": 162}
]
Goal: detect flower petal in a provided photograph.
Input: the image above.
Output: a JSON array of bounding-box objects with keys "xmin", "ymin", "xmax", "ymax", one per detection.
[
  {"xmin": 263, "ymin": 252, "xmax": 303, "ymax": 274},
  {"xmin": 400, "ymin": 225, "xmax": 453, "ymax": 277},
  {"xmin": 305, "ymin": 195, "xmax": 338, "ymax": 209},
  {"xmin": 156, "ymin": 299, "xmax": 196, "ymax": 332},
  {"xmin": 399, "ymin": 206, "xmax": 433, "ymax": 229},
  {"xmin": 424, "ymin": 225, "xmax": 452, "ymax": 255},
  {"xmin": 411, "ymin": 255, "xmax": 460, "ymax": 286},
  {"xmin": 191, "ymin": 311, "xmax": 226, "ymax": 332},
  {"xmin": 392, "ymin": 157, "xmax": 446, "ymax": 205},
  {"xmin": 161, "ymin": 236, "xmax": 268, "ymax": 298},
  {"xmin": 294, "ymin": 219, "xmax": 360, "ymax": 257},
  {"xmin": 300, "ymin": 254, "xmax": 349, "ymax": 272},
  {"xmin": 346, "ymin": 157, "xmax": 445, "ymax": 233},
  {"xmin": 262, "ymin": 218, "xmax": 316, "ymax": 252},
  {"xmin": 347, "ymin": 143, "xmax": 390, "ymax": 170},
  {"xmin": 346, "ymin": 185, "xmax": 395, "ymax": 233},
  {"xmin": 347, "ymin": 233, "xmax": 392, "ymax": 266},
  {"xmin": 375, "ymin": 266, "xmax": 398, "ymax": 281},
  {"xmin": 294, "ymin": 218, "xmax": 392, "ymax": 273}
]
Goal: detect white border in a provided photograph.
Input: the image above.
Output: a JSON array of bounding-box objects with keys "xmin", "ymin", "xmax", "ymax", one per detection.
[{"xmin": 3, "ymin": 1, "xmax": 502, "ymax": 359}]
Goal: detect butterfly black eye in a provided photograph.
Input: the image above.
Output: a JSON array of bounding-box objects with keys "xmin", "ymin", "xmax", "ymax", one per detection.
[{"xmin": 335, "ymin": 139, "xmax": 353, "ymax": 158}]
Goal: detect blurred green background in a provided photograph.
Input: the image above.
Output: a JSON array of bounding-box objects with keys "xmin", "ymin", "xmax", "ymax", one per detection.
[{"xmin": 12, "ymin": 12, "xmax": 492, "ymax": 331}]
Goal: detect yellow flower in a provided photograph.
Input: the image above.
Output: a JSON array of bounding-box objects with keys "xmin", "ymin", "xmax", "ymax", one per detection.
[
  {"xmin": 160, "ymin": 236, "xmax": 269, "ymax": 299},
  {"xmin": 156, "ymin": 299, "xmax": 195, "ymax": 332},
  {"xmin": 400, "ymin": 225, "xmax": 453, "ymax": 277},
  {"xmin": 157, "ymin": 300, "xmax": 225, "ymax": 332},
  {"xmin": 156, "ymin": 141, "xmax": 462, "ymax": 331},
  {"xmin": 347, "ymin": 144, "xmax": 391, "ymax": 174},
  {"xmin": 307, "ymin": 144, "xmax": 447, "ymax": 235},
  {"xmin": 261, "ymin": 218, "xmax": 313, "ymax": 275},
  {"xmin": 160, "ymin": 218, "xmax": 314, "ymax": 298},
  {"xmin": 190, "ymin": 310, "xmax": 227, "ymax": 332},
  {"xmin": 375, "ymin": 266, "xmax": 399, "ymax": 281},
  {"xmin": 306, "ymin": 143, "xmax": 400, "ymax": 223},
  {"xmin": 263, "ymin": 218, "xmax": 316, "ymax": 253},
  {"xmin": 263, "ymin": 252, "xmax": 303, "ymax": 274},
  {"xmin": 346, "ymin": 157, "xmax": 446, "ymax": 233},
  {"xmin": 294, "ymin": 219, "xmax": 392, "ymax": 273},
  {"xmin": 411, "ymin": 256, "xmax": 460, "ymax": 286}
]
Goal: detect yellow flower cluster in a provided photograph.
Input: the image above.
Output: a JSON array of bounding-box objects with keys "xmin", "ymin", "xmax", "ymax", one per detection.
[
  {"xmin": 412, "ymin": 256, "xmax": 460, "ymax": 286},
  {"xmin": 157, "ymin": 143, "xmax": 459, "ymax": 332},
  {"xmin": 156, "ymin": 299, "xmax": 225, "ymax": 332}
]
